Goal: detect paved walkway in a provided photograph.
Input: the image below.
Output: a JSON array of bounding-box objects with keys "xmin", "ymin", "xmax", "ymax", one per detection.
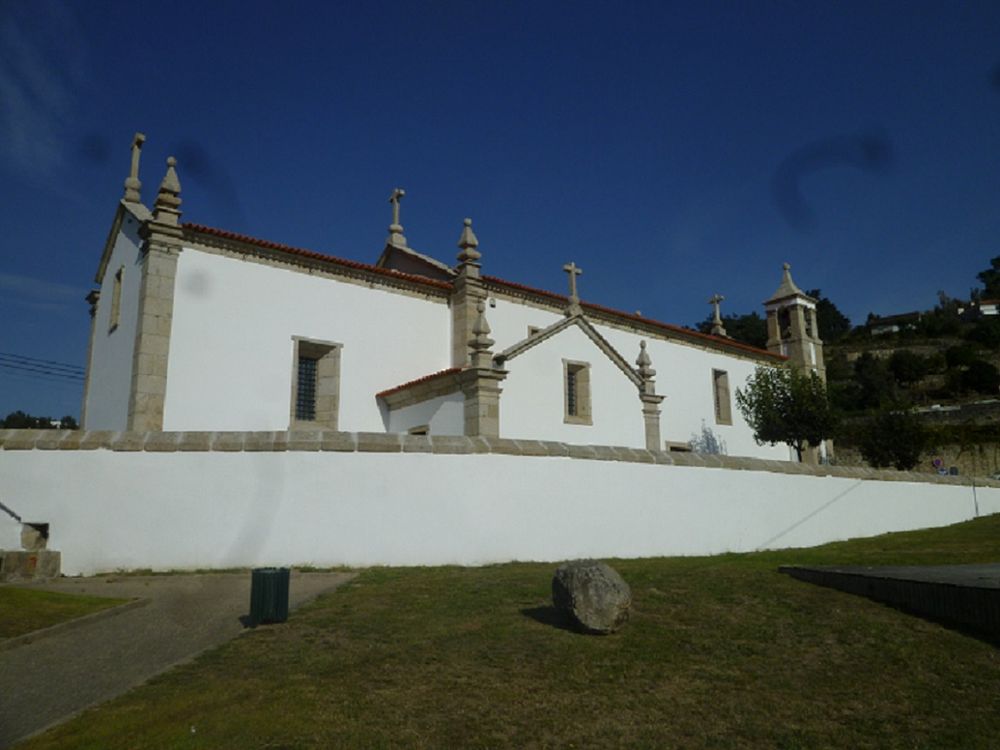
[{"xmin": 0, "ymin": 572, "xmax": 355, "ymax": 748}]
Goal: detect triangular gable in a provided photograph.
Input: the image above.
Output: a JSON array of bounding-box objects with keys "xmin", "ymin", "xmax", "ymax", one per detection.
[
  {"xmin": 94, "ymin": 200, "xmax": 152, "ymax": 283},
  {"xmin": 375, "ymin": 244, "xmax": 456, "ymax": 282},
  {"xmin": 494, "ymin": 313, "xmax": 643, "ymax": 389}
]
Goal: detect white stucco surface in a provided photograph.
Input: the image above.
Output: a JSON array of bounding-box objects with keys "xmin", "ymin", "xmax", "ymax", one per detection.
[
  {"xmin": 500, "ymin": 324, "xmax": 645, "ymax": 446},
  {"xmin": 598, "ymin": 326, "xmax": 788, "ymax": 459},
  {"xmin": 2, "ymin": 449, "xmax": 995, "ymax": 576},
  {"xmin": 487, "ymin": 295, "xmax": 563, "ymax": 352},
  {"xmin": 83, "ymin": 217, "xmax": 145, "ymax": 430},
  {"xmin": 163, "ymin": 249, "xmax": 452, "ymax": 431},
  {"xmin": 385, "ymin": 392, "xmax": 464, "ymax": 434}
]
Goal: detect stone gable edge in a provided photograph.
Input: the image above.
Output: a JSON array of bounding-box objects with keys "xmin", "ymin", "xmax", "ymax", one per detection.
[{"xmin": 0, "ymin": 429, "xmax": 992, "ymax": 488}]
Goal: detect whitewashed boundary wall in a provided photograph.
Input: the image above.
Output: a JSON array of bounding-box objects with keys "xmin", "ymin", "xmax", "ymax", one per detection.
[{"xmin": 1, "ymin": 430, "xmax": 997, "ymax": 576}]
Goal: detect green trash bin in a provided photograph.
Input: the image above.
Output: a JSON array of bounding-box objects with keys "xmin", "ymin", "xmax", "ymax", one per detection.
[{"xmin": 249, "ymin": 567, "xmax": 290, "ymax": 626}]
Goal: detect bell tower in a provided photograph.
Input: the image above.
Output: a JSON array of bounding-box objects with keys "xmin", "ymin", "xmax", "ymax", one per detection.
[{"xmin": 764, "ymin": 263, "xmax": 825, "ymax": 381}]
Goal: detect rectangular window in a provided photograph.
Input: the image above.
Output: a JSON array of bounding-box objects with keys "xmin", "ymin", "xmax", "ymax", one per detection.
[
  {"xmin": 563, "ymin": 360, "xmax": 592, "ymax": 425},
  {"xmin": 528, "ymin": 326, "xmax": 541, "ymax": 338},
  {"xmin": 109, "ymin": 266, "xmax": 124, "ymax": 333},
  {"xmin": 290, "ymin": 338, "xmax": 341, "ymax": 428},
  {"xmin": 295, "ymin": 355, "xmax": 318, "ymax": 421},
  {"xmin": 408, "ymin": 425, "xmax": 429, "ymax": 436},
  {"xmin": 713, "ymin": 369, "xmax": 732, "ymax": 425}
]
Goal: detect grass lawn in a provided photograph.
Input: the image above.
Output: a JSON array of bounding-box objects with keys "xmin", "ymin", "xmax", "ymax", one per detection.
[
  {"xmin": 0, "ymin": 588, "xmax": 131, "ymax": 640},
  {"xmin": 21, "ymin": 514, "xmax": 1000, "ymax": 749}
]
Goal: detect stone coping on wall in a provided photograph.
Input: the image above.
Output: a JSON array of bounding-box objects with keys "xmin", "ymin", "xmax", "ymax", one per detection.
[{"xmin": 0, "ymin": 429, "xmax": 994, "ymax": 488}]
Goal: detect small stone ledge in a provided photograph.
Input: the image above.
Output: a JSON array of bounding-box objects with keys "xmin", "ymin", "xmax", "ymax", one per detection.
[
  {"xmin": 144, "ymin": 432, "xmax": 180, "ymax": 452},
  {"xmin": 178, "ymin": 432, "xmax": 214, "ymax": 451},
  {"xmin": 286, "ymin": 430, "xmax": 322, "ymax": 451},
  {"xmin": 111, "ymin": 432, "xmax": 146, "ymax": 451},
  {"xmin": 0, "ymin": 429, "xmax": 995, "ymax": 489},
  {"xmin": 402, "ymin": 434, "xmax": 433, "ymax": 453},
  {"xmin": 322, "ymin": 432, "xmax": 358, "ymax": 452},
  {"xmin": 355, "ymin": 432, "xmax": 399, "ymax": 452},
  {"xmin": 431, "ymin": 435, "xmax": 474, "ymax": 454},
  {"xmin": 213, "ymin": 433, "xmax": 245, "ymax": 452}
]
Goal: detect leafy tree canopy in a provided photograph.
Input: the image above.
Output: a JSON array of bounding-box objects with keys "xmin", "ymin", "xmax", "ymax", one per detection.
[
  {"xmin": 976, "ymin": 256, "xmax": 1000, "ymax": 300},
  {"xmin": 735, "ymin": 366, "xmax": 838, "ymax": 461},
  {"xmin": 857, "ymin": 409, "xmax": 928, "ymax": 471},
  {"xmin": 805, "ymin": 289, "xmax": 852, "ymax": 343},
  {"xmin": 694, "ymin": 311, "xmax": 768, "ymax": 349},
  {"xmin": 0, "ymin": 411, "xmax": 78, "ymax": 429}
]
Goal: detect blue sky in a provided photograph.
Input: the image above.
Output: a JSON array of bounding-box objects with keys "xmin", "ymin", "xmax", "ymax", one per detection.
[{"xmin": 2, "ymin": 0, "xmax": 1000, "ymax": 419}]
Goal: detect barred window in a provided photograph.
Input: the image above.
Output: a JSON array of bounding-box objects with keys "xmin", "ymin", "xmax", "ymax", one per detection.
[
  {"xmin": 713, "ymin": 369, "xmax": 732, "ymax": 425},
  {"xmin": 563, "ymin": 360, "xmax": 592, "ymax": 425},
  {"xmin": 295, "ymin": 355, "xmax": 318, "ymax": 421},
  {"xmin": 290, "ymin": 338, "xmax": 341, "ymax": 428}
]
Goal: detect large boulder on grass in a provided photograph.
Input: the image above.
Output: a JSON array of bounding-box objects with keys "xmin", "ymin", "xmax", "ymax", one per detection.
[{"xmin": 552, "ymin": 560, "xmax": 631, "ymax": 634}]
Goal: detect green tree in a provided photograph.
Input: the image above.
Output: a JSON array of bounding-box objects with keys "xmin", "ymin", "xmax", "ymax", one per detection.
[
  {"xmin": 976, "ymin": 256, "xmax": 1000, "ymax": 299},
  {"xmin": 887, "ymin": 349, "xmax": 929, "ymax": 387},
  {"xmin": 805, "ymin": 289, "xmax": 852, "ymax": 343},
  {"xmin": 694, "ymin": 311, "xmax": 768, "ymax": 348},
  {"xmin": 735, "ymin": 366, "xmax": 838, "ymax": 462},
  {"xmin": 857, "ymin": 409, "xmax": 928, "ymax": 471},
  {"xmin": 0, "ymin": 411, "xmax": 78, "ymax": 429},
  {"xmin": 852, "ymin": 352, "xmax": 896, "ymax": 410},
  {"xmin": 961, "ymin": 360, "xmax": 1000, "ymax": 395},
  {"xmin": 966, "ymin": 318, "xmax": 1000, "ymax": 349}
]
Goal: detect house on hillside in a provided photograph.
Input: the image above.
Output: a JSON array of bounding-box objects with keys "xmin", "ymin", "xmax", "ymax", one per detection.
[
  {"xmin": 867, "ymin": 311, "xmax": 923, "ymax": 336},
  {"xmin": 81, "ymin": 134, "xmax": 826, "ymax": 461}
]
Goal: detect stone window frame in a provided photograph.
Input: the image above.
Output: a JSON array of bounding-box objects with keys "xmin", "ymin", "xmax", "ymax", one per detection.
[
  {"xmin": 527, "ymin": 325, "xmax": 541, "ymax": 338},
  {"xmin": 109, "ymin": 265, "xmax": 124, "ymax": 333},
  {"xmin": 712, "ymin": 369, "xmax": 732, "ymax": 425},
  {"xmin": 289, "ymin": 337, "xmax": 341, "ymax": 430},
  {"xmin": 563, "ymin": 359, "xmax": 592, "ymax": 426}
]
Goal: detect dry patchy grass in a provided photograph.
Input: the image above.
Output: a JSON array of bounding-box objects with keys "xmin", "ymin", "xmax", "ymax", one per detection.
[
  {"xmin": 21, "ymin": 514, "xmax": 1000, "ymax": 749},
  {"xmin": 0, "ymin": 588, "xmax": 130, "ymax": 640}
]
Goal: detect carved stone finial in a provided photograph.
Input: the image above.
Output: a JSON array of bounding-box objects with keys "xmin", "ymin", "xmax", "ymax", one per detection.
[
  {"xmin": 636, "ymin": 340, "xmax": 655, "ymax": 381},
  {"xmin": 457, "ymin": 218, "xmax": 481, "ymax": 263},
  {"xmin": 123, "ymin": 132, "xmax": 146, "ymax": 203},
  {"xmin": 468, "ymin": 301, "xmax": 495, "ymax": 367},
  {"xmin": 387, "ymin": 188, "xmax": 407, "ymax": 248},
  {"xmin": 709, "ymin": 293, "xmax": 728, "ymax": 337},
  {"xmin": 152, "ymin": 156, "xmax": 182, "ymax": 226},
  {"xmin": 563, "ymin": 261, "xmax": 583, "ymax": 315}
]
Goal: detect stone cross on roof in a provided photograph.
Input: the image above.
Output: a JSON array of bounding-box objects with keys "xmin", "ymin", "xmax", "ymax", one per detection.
[
  {"xmin": 563, "ymin": 262, "xmax": 583, "ymax": 304},
  {"xmin": 386, "ymin": 188, "xmax": 407, "ymax": 248},
  {"xmin": 123, "ymin": 132, "xmax": 146, "ymax": 203},
  {"xmin": 708, "ymin": 293, "xmax": 728, "ymax": 337}
]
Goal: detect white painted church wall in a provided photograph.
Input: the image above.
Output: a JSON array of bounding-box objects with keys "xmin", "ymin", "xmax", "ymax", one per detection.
[
  {"xmin": 163, "ymin": 249, "xmax": 451, "ymax": 431},
  {"xmin": 386, "ymin": 392, "xmax": 464, "ymax": 434},
  {"xmin": 2, "ymin": 448, "xmax": 996, "ymax": 576},
  {"xmin": 83, "ymin": 218, "xmax": 145, "ymax": 430},
  {"xmin": 487, "ymin": 295, "xmax": 564, "ymax": 352},
  {"xmin": 500, "ymin": 325, "xmax": 646, "ymax": 447},
  {"xmin": 598, "ymin": 326, "xmax": 788, "ymax": 459}
]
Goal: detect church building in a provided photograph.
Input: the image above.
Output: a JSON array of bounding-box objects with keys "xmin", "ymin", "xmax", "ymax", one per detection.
[{"xmin": 81, "ymin": 134, "xmax": 824, "ymax": 461}]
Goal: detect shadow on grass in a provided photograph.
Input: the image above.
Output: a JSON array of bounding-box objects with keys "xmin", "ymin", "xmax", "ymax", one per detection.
[{"xmin": 520, "ymin": 605, "xmax": 577, "ymax": 633}]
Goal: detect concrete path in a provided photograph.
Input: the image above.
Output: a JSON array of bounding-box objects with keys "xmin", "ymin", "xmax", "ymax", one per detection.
[{"xmin": 0, "ymin": 571, "xmax": 355, "ymax": 748}]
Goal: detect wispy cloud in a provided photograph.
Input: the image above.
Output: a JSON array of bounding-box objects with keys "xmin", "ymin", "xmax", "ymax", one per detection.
[
  {"xmin": 0, "ymin": 1, "xmax": 86, "ymax": 176},
  {"xmin": 0, "ymin": 272, "xmax": 87, "ymax": 306}
]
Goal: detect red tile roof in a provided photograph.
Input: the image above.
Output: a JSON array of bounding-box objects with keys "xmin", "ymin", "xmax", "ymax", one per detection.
[
  {"xmin": 376, "ymin": 367, "xmax": 463, "ymax": 399},
  {"xmin": 183, "ymin": 223, "xmax": 454, "ymax": 291},
  {"xmin": 181, "ymin": 223, "xmax": 782, "ymax": 362},
  {"xmin": 482, "ymin": 275, "xmax": 784, "ymax": 361}
]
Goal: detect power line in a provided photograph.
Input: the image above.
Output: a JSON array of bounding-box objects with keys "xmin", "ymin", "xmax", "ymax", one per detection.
[
  {"xmin": 0, "ymin": 362, "xmax": 85, "ymax": 382},
  {"xmin": 0, "ymin": 368, "xmax": 83, "ymax": 389},
  {"xmin": 0, "ymin": 352, "xmax": 85, "ymax": 374}
]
